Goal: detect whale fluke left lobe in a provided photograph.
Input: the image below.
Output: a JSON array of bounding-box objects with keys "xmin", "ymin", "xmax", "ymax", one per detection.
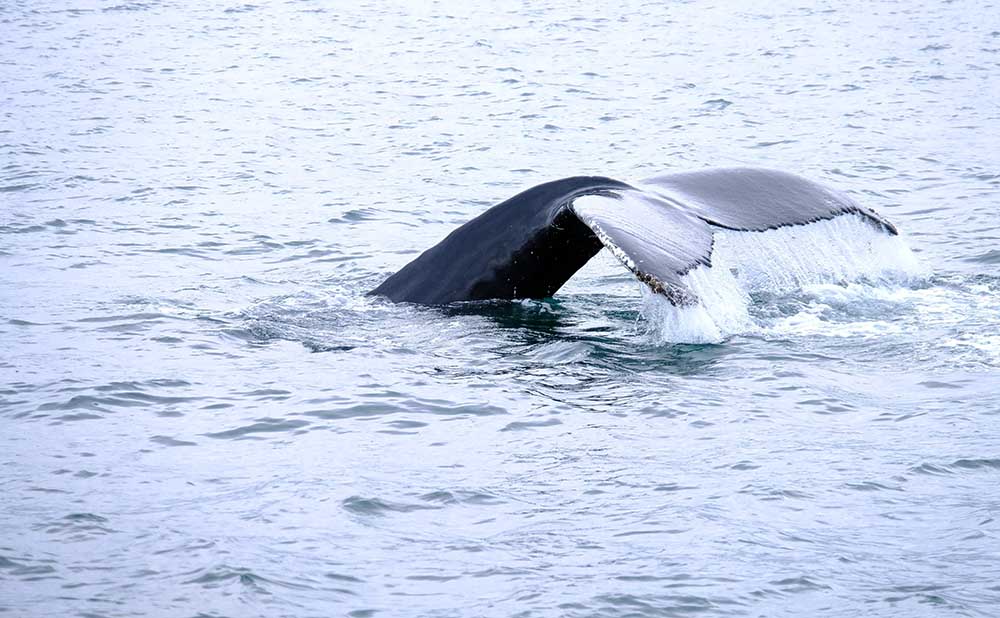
[{"xmin": 369, "ymin": 176, "xmax": 631, "ymax": 304}]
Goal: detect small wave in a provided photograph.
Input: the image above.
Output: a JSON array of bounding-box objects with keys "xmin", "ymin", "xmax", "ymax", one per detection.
[
  {"xmin": 305, "ymin": 399, "xmax": 507, "ymax": 421},
  {"xmin": 911, "ymin": 459, "xmax": 1000, "ymax": 474},
  {"xmin": 150, "ymin": 435, "xmax": 197, "ymax": 447},
  {"xmin": 593, "ymin": 592, "xmax": 730, "ymax": 615},
  {"xmin": 964, "ymin": 248, "xmax": 1000, "ymax": 264},
  {"xmin": 341, "ymin": 496, "xmax": 441, "ymax": 516},
  {"xmin": 703, "ymin": 98, "xmax": 733, "ymax": 110},
  {"xmin": 101, "ymin": 2, "xmax": 156, "ymax": 11},
  {"xmin": 35, "ymin": 391, "xmax": 198, "ymax": 418},
  {"xmin": 329, "ymin": 208, "xmax": 380, "ymax": 224},
  {"xmin": 951, "ymin": 458, "xmax": 1000, "ymax": 471},
  {"xmin": 417, "ymin": 490, "xmax": 502, "ymax": 506},
  {"xmin": 35, "ymin": 513, "xmax": 116, "ymax": 540},
  {"xmin": 0, "ymin": 555, "xmax": 59, "ymax": 580},
  {"xmin": 500, "ymin": 417, "xmax": 562, "ymax": 431},
  {"xmin": 75, "ymin": 312, "xmax": 176, "ymax": 324},
  {"xmin": 204, "ymin": 418, "xmax": 311, "ymax": 440},
  {"xmin": 183, "ymin": 565, "xmax": 313, "ymax": 591}
]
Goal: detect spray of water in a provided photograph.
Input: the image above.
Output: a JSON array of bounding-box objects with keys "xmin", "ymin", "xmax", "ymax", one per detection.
[{"xmin": 641, "ymin": 214, "xmax": 926, "ymax": 344}]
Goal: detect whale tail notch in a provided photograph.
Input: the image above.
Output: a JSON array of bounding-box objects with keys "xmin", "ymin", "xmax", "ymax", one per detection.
[{"xmin": 370, "ymin": 168, "xmax": 898, "ymax": 306}]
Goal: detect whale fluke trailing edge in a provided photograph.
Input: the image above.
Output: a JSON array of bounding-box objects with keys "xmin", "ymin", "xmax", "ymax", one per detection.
[{"xmin": 370, "ymin": 167, "xmax": 898, "ymax": 306}]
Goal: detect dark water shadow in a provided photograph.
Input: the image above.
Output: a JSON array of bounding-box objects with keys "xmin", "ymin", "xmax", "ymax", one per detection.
[
  {"xmin": 440, "ymin": 298, "xmax": 573, "ymax": 338},
  {"xmin": 441, "ymin": 297, "xmax": 736, "ymax": 376}
]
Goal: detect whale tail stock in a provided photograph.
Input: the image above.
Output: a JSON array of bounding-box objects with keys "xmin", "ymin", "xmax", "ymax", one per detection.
[{"xmin": 369, "ymin": 168, "xmax": 898, "ymax": 306}]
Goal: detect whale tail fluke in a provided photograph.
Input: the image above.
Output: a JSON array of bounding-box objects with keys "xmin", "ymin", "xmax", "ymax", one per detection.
[{"xmin": 370, "ymin": 168, "xmax": 900, "ymax": 306}]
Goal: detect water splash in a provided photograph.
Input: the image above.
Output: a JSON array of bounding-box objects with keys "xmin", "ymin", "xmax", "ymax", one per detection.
[{"xmin": 642, "ymin": 214, "xmax": 926, "ymax": 344}]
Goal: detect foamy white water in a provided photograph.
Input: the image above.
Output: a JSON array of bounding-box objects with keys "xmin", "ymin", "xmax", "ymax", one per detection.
[{"xmin": 641, "ymin": 215, "xmax": 926, "ymax": 343}]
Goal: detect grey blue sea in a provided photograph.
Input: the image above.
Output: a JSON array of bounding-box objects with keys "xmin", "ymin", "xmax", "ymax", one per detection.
[{"xmin": 2, "ymin": 1, "xmax": 999, "ymax": 616}]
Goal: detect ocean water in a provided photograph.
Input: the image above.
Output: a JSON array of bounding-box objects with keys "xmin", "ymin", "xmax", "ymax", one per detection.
[{"xmin": 2, "ymin": 1, "xmax": 1000, "ymax": 616}]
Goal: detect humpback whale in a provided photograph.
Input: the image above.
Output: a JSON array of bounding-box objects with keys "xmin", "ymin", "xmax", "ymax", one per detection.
[{"xmin": 370, "ymin": 168, "xmax": 898, "ymax": 306}]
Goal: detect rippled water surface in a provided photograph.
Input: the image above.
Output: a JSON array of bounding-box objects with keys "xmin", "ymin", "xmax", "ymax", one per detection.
[{"xmin": 3, "ymin": 1, "xmax": 1000, "ymax": 616}]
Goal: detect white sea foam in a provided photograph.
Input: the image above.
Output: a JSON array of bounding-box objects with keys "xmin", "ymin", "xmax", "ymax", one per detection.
[{"xmin": 641, "ymin": 214, "xmax": 927, "ymax": 344}]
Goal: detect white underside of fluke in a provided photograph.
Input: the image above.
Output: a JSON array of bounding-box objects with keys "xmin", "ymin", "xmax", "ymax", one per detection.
[{"xmin": 639, "ymin": 214, "xmax": 925, "ymax": 344}]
